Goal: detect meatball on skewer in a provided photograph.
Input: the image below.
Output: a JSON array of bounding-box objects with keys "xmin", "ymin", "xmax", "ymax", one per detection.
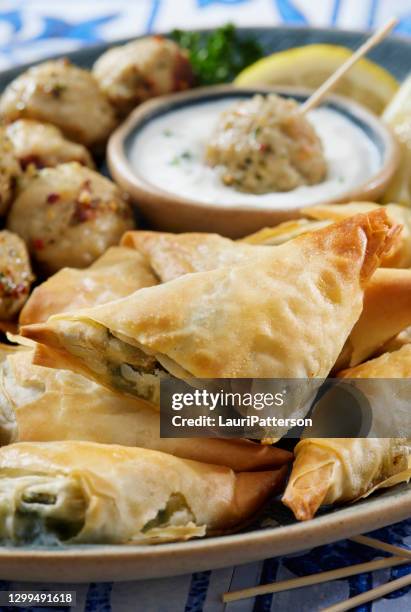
[
  {"xmin": 0, "ymin": 59, "xmax": 117, "ymax": 149},
  {"xmin": 0, "ymin": 230, "xmax": 33, "ymax": 321},
  {"xmin": 205, "ymin": 94, "xmax": 327, "ymax": 194},
  {"xmin": 6, "ymin": 120, "xmax": 94, "ymax": 170},
  {"xmin": 7, "ymin": 162, "xmax": 135, "ymax": 274},
  {"xmin": 93, "ymin": 36, "xmax": 194, "ymax": 117}
]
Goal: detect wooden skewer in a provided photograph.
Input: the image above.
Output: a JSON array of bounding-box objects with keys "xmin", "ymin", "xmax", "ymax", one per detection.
[
  {"xmin": 222, "ymin": 556, "xmax": 408, "ymax": 603},
  {"xmin": 300, "ymin": 17, "xmax": 398, "ymax": 115},
  {"xmin": 321, "ymin": 572, "xmax": 411, "ymax": 612},
  {"xmin": 350, "ymin": 534, "xmax": 411, "ymax": 559}
]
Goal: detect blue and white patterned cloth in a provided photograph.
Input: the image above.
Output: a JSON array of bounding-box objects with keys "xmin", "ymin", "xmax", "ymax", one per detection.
[
  {"xmin": 0, "ymin": 1, "xmax": 410, "ymax": 610},
  {"xmin": 2, "ymin": 0, "xmax": 411, "ymax": 69}
]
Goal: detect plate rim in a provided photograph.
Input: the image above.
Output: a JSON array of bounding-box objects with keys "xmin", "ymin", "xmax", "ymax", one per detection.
[{"xmin": 0, "ymin": 485, "xmax": 409, "ymax": 582}]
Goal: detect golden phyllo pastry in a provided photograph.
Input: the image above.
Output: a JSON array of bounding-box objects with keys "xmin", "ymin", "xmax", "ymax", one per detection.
[
  {"xmin": 124, "ymin": 230, "xmax": 411, "ymax": 372},
  {"xmin": 305, "ymin": 202, "xmax": 411, "ymax": 268},
  {"xmin": 245, "ymin": 202, "xmax": 411, "ymax": 269},
  {"xmin": 0, "ymin": 441, "xmax": 286, "ymax": 544},
  {"xmin": 282, "ymin": 438, "xmax": 410, "ymax": 521},
  {"xmin": 121, "ymin": 229, "xmax": 264, "ymax": 282},
  {"xmin": 23, "ymin": 211, "xmax": 399, "ymax": 403},
  {"xmin": 338, "ymin": 343, "xmax": 411, "ymax": 379},
  {"xmin": 0, "ymin": 343, "xmax": 291, "ymax": 471},
  {"xmin": 335, "ymin": 268, "xmax": 411, "ymax": 370},
  {"xmin": 19, "ymin": 247, "xmax": 157, "ymax": 325},
  {"xmin": 283, "ymin": 346, "xmax": 411, "ymax": 521}
]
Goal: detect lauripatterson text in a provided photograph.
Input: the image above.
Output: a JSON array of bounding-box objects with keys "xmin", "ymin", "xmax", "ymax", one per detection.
[{"xmin": 171, "ymin": 415, "xmax": 312, "ymax": 428}]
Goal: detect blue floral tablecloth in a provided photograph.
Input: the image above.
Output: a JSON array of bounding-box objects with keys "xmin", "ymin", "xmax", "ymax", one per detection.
[{"xmin": 0, "ymin": 1, "xmax": 410, "ymax": 610}]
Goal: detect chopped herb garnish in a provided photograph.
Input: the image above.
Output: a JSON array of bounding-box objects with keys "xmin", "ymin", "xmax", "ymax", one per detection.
[
  {"xmin": 163, "ymin": 129, "xmax": 173, "ymax": 137},
  {"xmin": 48, "ymin": 83, "xmax": 66, "ymax": 98},
  {"xmin": 0, "ymin": 272, "xmax": 13, "ymax": 294},
  {"xmin": 170, "ymin": 150, "xmax": 194, "ymax": 166},
  {"xmin": 171, "ymin": 23, "xmax": 263, "ymax": 85}
]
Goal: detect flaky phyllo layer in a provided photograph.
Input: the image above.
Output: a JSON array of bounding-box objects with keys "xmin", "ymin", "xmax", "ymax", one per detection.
[
  {"xmin": 282, "ymin": 344, "xmax": 411, "ymax": 521},
  {"xmin": 23, "ymin": 211, "xmax": 400, "ymax": 404},
  {"xmin": 0, "ymin": 442, "xmax": 283, "ymax": 544},
  {"xmin": 60, "ymin": 319, "xmax": 166, "ymax": 402},
  {"xmin": 0, "ymin": 475, "xmax": 88, "ymax": 544},
  {"xmin": 0, "ymin": 344, "xmax": 292, "ymax": 472},
  {"xmin": 33, "ymin": 318, "xmax": 171, "ymax": 404},
  {"xmin": 0, "ymin": 346, "xmax": 26, "ymax": 445},
  {"xmin": 282, "ymin": 438, "xmax": 411, "ymax": 521},
  {"xmin": 0, "ymin": 474, "xmax": 202, "ymax": 545}
]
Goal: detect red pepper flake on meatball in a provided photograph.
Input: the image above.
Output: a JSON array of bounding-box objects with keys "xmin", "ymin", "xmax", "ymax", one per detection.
[
  {"xmin": 47, "ymin": 192, "xmax": 60, "ymax": 204},
  {"xmin": 0, "ymin": 230, "xmax": 33, "ymax": 320},
  {"xmin": 7, "ymin": 162, "xmax": 135, "ymax": 273},
  {"xmin": 32, "ymin": 238, "xmax": 45, "ymax": 250}
]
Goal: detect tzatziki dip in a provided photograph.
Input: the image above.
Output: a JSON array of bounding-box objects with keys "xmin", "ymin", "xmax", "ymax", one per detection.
[{"xmin": 129, "ymin": 97, "xmax": 380, "ymax": 208}]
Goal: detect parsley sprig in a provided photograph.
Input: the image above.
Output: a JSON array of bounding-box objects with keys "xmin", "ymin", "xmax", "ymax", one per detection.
[{"xmin": 171, "ymin": 24, "xmax": 263, "ymax": 85}]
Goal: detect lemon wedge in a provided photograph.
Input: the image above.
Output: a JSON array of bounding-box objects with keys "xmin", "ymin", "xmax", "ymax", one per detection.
[
  {"xmin": 235, "ymin": 44, "xmax": 398, "ymax": 114},
  {"xmin": 382, "ymin": 74, "xmax": 411, "ymax": 205}
]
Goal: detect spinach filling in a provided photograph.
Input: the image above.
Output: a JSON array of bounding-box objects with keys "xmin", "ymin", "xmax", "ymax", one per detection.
[
  {"xmin": 105, "ymin": 331, "xmax": 166, "ymax": 403},
  {"xmin": 142, "ymin": 493, "xmax": 195, "ymax": 532},
  {"xmin": 0, "ymin": 476, "xmax": 87, "ymax": 544},
  {"xmin": 62, "ymin": 322, "xmax": 166, "ymax": 404}
]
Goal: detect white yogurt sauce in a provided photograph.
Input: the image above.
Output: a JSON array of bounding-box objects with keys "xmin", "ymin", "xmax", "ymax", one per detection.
[{"xmin": 129, "ymin": 98, "xmax": 380, "ymax": 208}]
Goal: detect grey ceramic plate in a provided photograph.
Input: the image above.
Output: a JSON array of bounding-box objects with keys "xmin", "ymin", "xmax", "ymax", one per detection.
[{"xmin": 0, "ymin": 26, "xmax": 410, "ymax": 582}]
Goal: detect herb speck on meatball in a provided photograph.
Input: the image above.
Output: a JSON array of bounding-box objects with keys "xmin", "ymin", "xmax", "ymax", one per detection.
[{"xmin": 205, "ymin": 94, "xmax": 327, "ymax": 194}]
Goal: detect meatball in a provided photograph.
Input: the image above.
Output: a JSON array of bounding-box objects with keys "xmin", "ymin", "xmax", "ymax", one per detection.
[
  {"xmin": 0, "ymin": 128, "xmax": 20, "ymax": 216},
  {"xmin": 7, "ymin": 162, "xmax": 135, "ymax": 274},
  {"xmin": 6, "ymin": 120, "xmax": 94, "ymax": 170},
  {"xmin": 205, "ymin": 94, "xmax": 327, "ymax": 193},
  {"xmin": 0, "ymin": 59, "xmax": 117, "ymax": 148},
  {"xmin": 93, "ymin": 36, "xmax": 194, "ymax": 117},
  {"xmin": 0, "ymin": 230, "xmax": 33, "ymax": 320}
]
